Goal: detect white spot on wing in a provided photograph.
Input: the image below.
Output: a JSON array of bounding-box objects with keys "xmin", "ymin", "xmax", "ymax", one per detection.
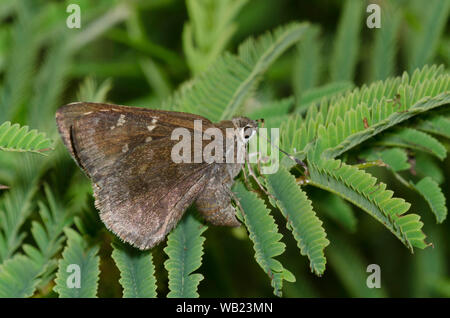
[
  {"xmin": 122, "ymin": 144, "xmax": 129, "ymax": 153},
  {"xmin": 145, "ymin": 136, "xmax": 152, "ymax": 142},
  {"xmin": 117, "ymin": 114, "xmax": 126, "ymax": 126},
  {"xmin": 147, "ymin": 125, "xmax": 156, "ymax": 131}
]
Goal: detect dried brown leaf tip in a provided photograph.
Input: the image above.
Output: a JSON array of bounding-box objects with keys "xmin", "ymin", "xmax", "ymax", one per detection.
[
  {"xmin": 363, "ymin": 117, "xmax": 369, "ymax": 129},
  {"xmin": 37, "ymin": 147, "xmax": 53, "ymax": 153}
]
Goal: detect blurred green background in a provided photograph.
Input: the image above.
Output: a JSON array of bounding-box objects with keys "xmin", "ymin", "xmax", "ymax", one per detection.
[{"xmin": 0, "ymin": 0, "xmax": 449, "ymax": 297}]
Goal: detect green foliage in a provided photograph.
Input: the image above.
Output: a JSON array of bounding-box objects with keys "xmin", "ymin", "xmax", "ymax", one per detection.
[
  {"xmin": 329, "ymin": 0, "xmax": 363, "ymax": 81},
  {"xmin": 0, "ymin": 2, "xmax": 40, "ymax": 123},
  {"xmin": 164, "ymin": 213, "xmax": 207, "ymax": 298},
  {"xmin": 0, "ymin": 122, "xmax": 52, "ymax": 154},
  {"xmin": 111, "ymin": 241, "xmax": 157, "ymax": 298},
  {"xmin": 54, "ymin": 228, "xmax": 100, "ymax": 298},
  {"xmin": 248, "ymin": 97, "xmax": 292, "ymax": 128},
  {"xmin": 0, "ymin": 157, "xmax": 42, "ymax": 262},
  {"xmin": 368, "ymin": 3, "xmax": 401, "ymax": 81},
  {"xmin": 0, "ymin": 254, "xmax": 41, "ymax": 298},
  {"xmin": 415, "ymin": 152, "xmax": 444, "ymax": 184},
  {"xmin": 308, "ymin": 156, "xmax": 428, "ymax": 251},
  {"xmin": 76, "ymin": 77, "xmax": 113, "ymax": 103},
  {"xmin": 413, "ymin": 177, "xmax": 447, "ymax": 223},
  {"xmin": 233, "ymin": 181, "xmax": 294, "ymax": 297},
  {"xmin": 183, "ymin": 0, "xmax": 248, "ymax": 74},
  {"xmin": 378, "ymin": 128, "xmax": 447, "ymax": 160},
  {"xmin": 407, "ymin": 0, "xmax": 449, "ymax": 72},
  {"xmin": 0, "ymin": 186, "xmax": 75, "ymax": 297},
  {"xmin": 292, "ymin": 25, "xmax": 322, "ymax": 97},
  {"xmin": 280, "ymin": 65, "xmax": 450, "ymax": 161},
  {"xmin": 265, "ymin": 167, "xmax": 329, "ymax": 276},
  {"xmin": 296, "ymin": 81, "xmax": 354, "ymax": 114},
  {"xmin": 168, "ymin": 22, "xmax": 309, "ymax": 121},
  {"xmin": 0, "ymin": 0, "xmax": 449, "ymax": 298},
  {"xmin": 379, "ymin": 148, "xmax": 411, "ymax": 172},
  {"xmin": 416, "ymin": 114, "xmax": 450, "ymax": 139}
]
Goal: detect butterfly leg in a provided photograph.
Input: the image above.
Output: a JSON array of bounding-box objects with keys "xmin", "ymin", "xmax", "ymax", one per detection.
[
  {"xmin": 245, "ymin": 152, "xmax": 277, "ymax": 201},
  {"xmin": 241, "ymin": 159, "xmax": 254, "ymax": 190}
]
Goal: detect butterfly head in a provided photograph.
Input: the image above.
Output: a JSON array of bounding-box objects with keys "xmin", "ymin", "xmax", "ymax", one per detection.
[{"xmin": 232, "ymin": 117, "xmax": 258, "ymax": 144}]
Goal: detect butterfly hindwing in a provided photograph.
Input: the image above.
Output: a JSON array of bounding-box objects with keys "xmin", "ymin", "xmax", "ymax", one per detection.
[{"xmin": 93, "ymin": 141, "xmax": 212, "ymax": 249}]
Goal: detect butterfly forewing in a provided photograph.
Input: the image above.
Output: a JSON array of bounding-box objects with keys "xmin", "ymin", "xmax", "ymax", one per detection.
[{"xmin": 56, "ymin": 102, "xmax": 217, "ymax": 249}]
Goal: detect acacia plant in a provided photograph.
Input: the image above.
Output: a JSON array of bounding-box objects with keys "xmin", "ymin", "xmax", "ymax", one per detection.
[{"xmin": 0, "ymin": 0, "xmax": 449, "ymax": 297}]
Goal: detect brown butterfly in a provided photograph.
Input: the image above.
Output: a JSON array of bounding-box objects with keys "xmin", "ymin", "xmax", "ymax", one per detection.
[{"xmin": 56, "ymin": 102, "xmax": 257, "ymax": 250}]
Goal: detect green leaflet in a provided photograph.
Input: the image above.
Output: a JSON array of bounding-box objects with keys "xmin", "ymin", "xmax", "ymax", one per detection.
[
  {"xmin": 361, "ymin": 148, "xmax": 411, "ymax": 172},
  {"xmin": 0, "ymin": 121, "xmax": 52, "ymax": 154},
  {"xmin": 357, "ymin": 147, "xmax": 447, "ymax": 224},
  {"xmin": 413, "ymin": 177, "xmax": 447, "ymax": 224},
  {"xmin": 0, "ymin": 254, "xmax": 40, "ymax": 297},
  {"xmin": 407, "ymin": 0, "xmax": 450, "ymax": 72},
  {"xmin": 164, "ymin": 212, "xmax": 207, "ymax": 298},
  {"xmin": 378, "ymin": 148, "xmax": 411, "ymax": 172},
  {"xmin": 308, "ymin": 156, "xmax": 429, "ymax": 251},
  {"xmin": 264, "ymin": 167, "xmax": 329, "ymax": 276},
  {"xmin": 377, "ymin": 128, "xmax": 447, "ymax": 161},
  {"xmin": 29, "ymin": 4, "xmax": 130, "ymax": 130},
  {"xmin": 76, "ymin": 77, "xmax": 113, "ymax": 102},
  {"xmin": 247, "ymin": 99, "xmax": 292, "ymax": 129},
  {"xmin": 416, "ymin": 115, "xmax": 450, "ymax": 139},
  {"xmin": 168, "ymin": 22, "xmax": 309, "ymax": 121},
  {"xmin": 28, "ymin": 38, "xmax": 72, "ymax": 130},
  {"xmin": 183, "ymin": 0, "xmax": 248, "ymax": 74},
  {"xmin": 415, "ymin": 152, "xmax": 444, "ymax": 185},
  {"xmin": 292, "ymin": 25, "xmax": 322, "ymax": 96},
  {"xmin": 359, "ymin": 148, "xmax": 447, "ymax": 224},
  {"xmin": 322, "ymin": 92, "xmax": 450, "ymax": 160},
  {"xmin": 296, "ymin": 81, "xmax": 354, "ymax": 114},
  {"xmin": 21, "ymin": 186, "xmax": 75, "ymax": 292},
  {"xmin": 0, "ymin": 5, "xmax": 41, "ymax": 123},
  {"xmin": 0, "ymin": 216, "xmax": 66, "ymax": 298},
  {"xmin": 368, "ymin": 3, "xmax": 400, "ymax": 81},
  {"xmin": 248, "ymin": 97, "xmax": 293, "ymax": 121},
  {"xmin": 280, "ymin": 113, "xmax": 307, "ymax": 157},
  {"xmin": 0, "ymin": 170, "xmax": 39, "ymax": 263},
  {"xmin": 112, "ymin": 241, "xmax": 157, "ymax": 298},
  {"xmin": 53, "ymin": 228, "xmax": 100, "ymax": 298},
  {"xmin": 233, "ymin": 181, "xmax": 294, "ymax": 296},
  {"xmin": 329, "ymin": 0, "xmax": 363, "ymax": 81},
  {"xmin": 139, "ymin": 58, "xmax": 172, "ymax": 100},
  {"xmin": 280, "ymin": 65, "xmax": 450, "ymax": 160}
]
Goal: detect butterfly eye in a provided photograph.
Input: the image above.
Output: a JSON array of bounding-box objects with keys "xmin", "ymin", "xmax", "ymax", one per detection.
[{"xmin": 243, "ymin": 125, "xmax": 255, "ymax": 140}]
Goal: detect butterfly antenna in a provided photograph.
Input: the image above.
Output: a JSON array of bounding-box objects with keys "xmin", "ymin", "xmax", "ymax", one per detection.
[{"xmin": 258, "ymin": 128, "xmax": 308, "ymax": 171}]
